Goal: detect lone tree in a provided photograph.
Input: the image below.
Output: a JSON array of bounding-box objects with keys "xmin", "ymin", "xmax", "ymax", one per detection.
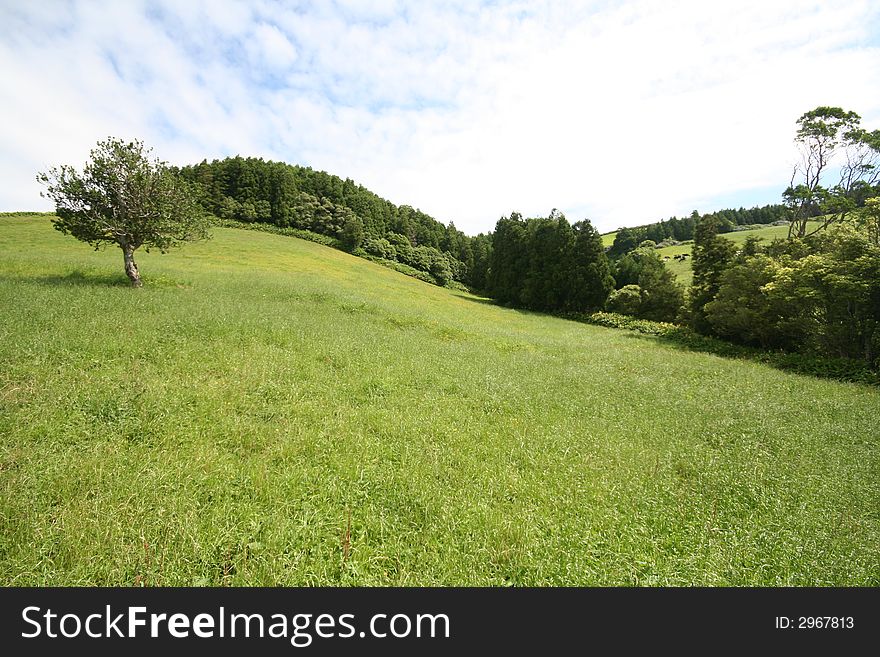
[{"xmin": 38, "ymin": 138, "xmax": 210, "ymax": 287}]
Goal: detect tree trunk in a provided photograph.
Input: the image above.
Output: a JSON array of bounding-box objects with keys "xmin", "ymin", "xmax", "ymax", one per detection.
[{"xmin": 121, "ymin": 243, "xmax": 143, "ymax": 287}]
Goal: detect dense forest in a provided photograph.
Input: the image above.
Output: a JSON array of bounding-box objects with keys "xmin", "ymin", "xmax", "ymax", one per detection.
[{"xmin": 175, "ymin": 158, "xmax": 813, "ymax": 297}]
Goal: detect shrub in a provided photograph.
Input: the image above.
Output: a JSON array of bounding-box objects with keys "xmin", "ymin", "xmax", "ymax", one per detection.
[{"xmin": 605, "ymin": 285, "xmax": 642, "ymax": 315}]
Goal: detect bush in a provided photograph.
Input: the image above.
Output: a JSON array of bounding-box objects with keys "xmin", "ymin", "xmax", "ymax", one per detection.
[
  {"xmin": 605, "ymin": 285, "xmax": 642, "ymax": 315},
  {"xmin": 578, "ymin": 311, "xmax": 678, "ymax": 337},
  {"xmin": 611, "ymin": 246, "xmax": 684, "ymax": 322},
  {"xmin": 705, "ymin": 255, "xmax": 803, "ymax": 350},
  {"xmin": 340, "ymin": 215, "xmax": 364, "ymax": 251},
  {"xmin": 363, "ymin": 237, "xmax": 396, "ymax": 260}
]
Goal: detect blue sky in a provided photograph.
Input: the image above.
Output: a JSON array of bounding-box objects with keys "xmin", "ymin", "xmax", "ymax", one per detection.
[{"xmin": 1, "ymin": 0, "xmax": 879, "ymax": 234}]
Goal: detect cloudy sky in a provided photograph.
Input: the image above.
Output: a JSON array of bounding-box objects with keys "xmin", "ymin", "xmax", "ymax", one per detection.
[{"xmin": 2, "ymin": 0, "xmax": 879, "ymax": 234}]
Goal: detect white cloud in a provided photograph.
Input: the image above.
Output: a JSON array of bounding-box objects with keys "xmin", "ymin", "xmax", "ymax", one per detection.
[
  {"xmin": 1, "ymin": 0, "xmax": 878, "ymax": 233},
  {"xmin": 248, "ymin": 22, "xmax": 298, "ymax": 71}
]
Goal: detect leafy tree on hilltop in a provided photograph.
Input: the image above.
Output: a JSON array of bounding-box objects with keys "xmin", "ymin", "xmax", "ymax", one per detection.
[{"xmin": 38, "ymin": 138, "xmax": 210, "ymax": 287}]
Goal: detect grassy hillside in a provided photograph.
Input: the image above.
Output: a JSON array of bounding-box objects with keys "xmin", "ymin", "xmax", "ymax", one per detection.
[
  {"xmin": 1, "ymin": 214, "xmax": 878, "ymax": 586},
  {"xmin": 601, "ymin": 222, "xmax": 823, "ymax": 285},
  {"xmin": 654, "ymin": 222, "xmax": 822, "ymax": 285}
]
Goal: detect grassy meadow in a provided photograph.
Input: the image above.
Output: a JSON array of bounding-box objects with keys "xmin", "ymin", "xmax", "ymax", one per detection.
[
  {"xmin": 1, "ymin": 214, "xmax": 878, "ymax": 586},
  {"xmin": 601, "ymin": 231, "xmax": 617, "ymax": 247}
]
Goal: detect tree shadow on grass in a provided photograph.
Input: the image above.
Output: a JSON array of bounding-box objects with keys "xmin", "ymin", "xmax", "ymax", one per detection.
[
  {"xmin": 452, "ymin": 293, "xmax": 495, "ymax": 305},
  {"xmin": 451, "ymin": 293, "xmax": 554, "ymax": 318},
  {"xmin": 452, "ymin": 294, "xmax": 879, "ymax": 387},
  {"xmin": 606, "ymin": 324, "xmax": 880, "ymax": 387},
  {"xmin": 2, "ymin": 269, "xmax": 191, "ymax": 289},
  {"xmin": 0, "ymin": 270, "xmax": 131, "ymax": 288}
]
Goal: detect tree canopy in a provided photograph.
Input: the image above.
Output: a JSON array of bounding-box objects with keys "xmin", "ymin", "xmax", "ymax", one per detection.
[{"xmin": 785, "ymin": 106, "xmax": 880, "ymax": 238}]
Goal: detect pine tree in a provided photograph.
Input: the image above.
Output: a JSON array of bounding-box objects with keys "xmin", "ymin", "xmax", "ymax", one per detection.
[
  {"xmin": 689, "ymin": 215, "xmax": 737, "ymax": 333},
  {"xmin": 569, "ymin": 219, "xmax": 615, "ymax": 311}
]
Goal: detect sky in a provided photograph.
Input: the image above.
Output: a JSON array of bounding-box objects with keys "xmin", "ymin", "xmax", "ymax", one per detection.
[{"xmin": 1, "ymin": 0, "xmax": 879, "ymax": 235}]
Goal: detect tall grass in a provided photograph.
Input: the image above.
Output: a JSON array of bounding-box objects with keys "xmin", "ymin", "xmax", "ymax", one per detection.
[{"xmin": 1, "ymin": 215, "xmax": 878, "ymax": 585}]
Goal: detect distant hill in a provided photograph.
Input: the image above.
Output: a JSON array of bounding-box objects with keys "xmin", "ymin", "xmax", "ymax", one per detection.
[
  {"xmin": 600, "ymin": 203, "xmax": 793, "ymax": 251},
  {"xmin": 654, "ymin": 221, "xmax": 823, "ymax": 285},
  {"xmin": 177, "ymin": 157, "xmax": 492, "ymax": 290}
]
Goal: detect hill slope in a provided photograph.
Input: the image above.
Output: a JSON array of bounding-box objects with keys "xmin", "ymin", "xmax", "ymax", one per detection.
[
  {"xmin": 610, "ymin": 221, "xmax": 823, "ymax": 285},
  {"xmin": 1, "ymin": 214, "xmax": 878, "ymax": 585}
]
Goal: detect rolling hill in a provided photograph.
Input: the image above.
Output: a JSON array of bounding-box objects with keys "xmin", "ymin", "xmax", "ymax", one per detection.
[
  {"xmin": 603, "ymin": 222, "xmax": 823, "ymax": 285},
  {"xmin": 1, "ymin": 214, "xmax": 877, "ymax": 585}
]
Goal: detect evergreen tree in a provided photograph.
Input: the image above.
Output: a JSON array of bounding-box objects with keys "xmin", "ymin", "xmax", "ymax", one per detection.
[
  {"xmin": 487, "ymin": 213, "xmax": 528, "ymax": 304},
  {"xmin": 569, "ymin": 219, "xmax": 615, "ymax": 311},
  {"xmin": 689, "ymin": 215, "xmax": 737, "ymax": 333},
  {"xmin": 608, "ymin": 227, "xmax": 642, "ymax": 257},
  {"xmin": 520, "ymin": 211, "xmax": 575, "ymax": 310},
  {"xmin": 636, "ymin": 254, "xmax": 684, "ymax": 322},
  {"xmin": 468, "ymin": 234, "xmax": 492, "ymax": 291}
]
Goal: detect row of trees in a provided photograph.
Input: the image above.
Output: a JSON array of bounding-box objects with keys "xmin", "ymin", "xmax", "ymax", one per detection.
[
  {"xmin": 608, "ymin": 204, "xmax": 797, "ymax": 257},
  {"xmin": 35, "ymin": 107, "xmax": 879, "ymax": 370},
  {"xmin": 469, "ymin": 209, "xmax": 686, "ymax": 324},
  {"xmin": 486, "ymin": 211, "xmax": 613, "ymax": 312}
]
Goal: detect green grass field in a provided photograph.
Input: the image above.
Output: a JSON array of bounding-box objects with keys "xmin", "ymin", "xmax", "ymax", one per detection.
[{"xmin": 1, "ymin": 214, "xmax": 878, "ymax": 586}]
